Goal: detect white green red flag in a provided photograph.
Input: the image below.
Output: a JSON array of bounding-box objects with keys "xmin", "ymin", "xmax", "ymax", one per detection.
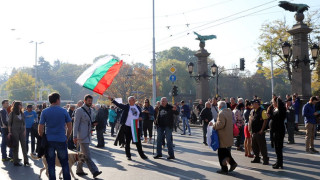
[
  {"xmin": 76, "ymin": 58, "xmax": 123, "ymax": 95},
  {"xmin": 131, "ymin": 119, "xmax": 139, "ymax": 143}
]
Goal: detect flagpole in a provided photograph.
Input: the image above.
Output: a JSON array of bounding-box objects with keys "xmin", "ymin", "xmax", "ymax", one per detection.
[{"xmin": 152, "ymin": 0, "xmax": 156, "ymax": 107}]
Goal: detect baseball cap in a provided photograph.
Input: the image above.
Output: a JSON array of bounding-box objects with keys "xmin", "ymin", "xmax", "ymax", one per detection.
[{"xmin": 251, "ymin": 99, "xmax": 260, "ymax": 104}]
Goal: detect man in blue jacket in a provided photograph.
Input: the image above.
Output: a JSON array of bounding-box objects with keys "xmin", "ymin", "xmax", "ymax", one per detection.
[
  {"xmin": 292, "ymin": 94, "xmax": 300, "ymax": 131},
  {"xmin": 24, "ymin": 104, "xmax": 37, "ymax": 154},
  {"xmin": 180, "ymin": 101, "xmax": 191, "ymax": 135},
  {"xmin": 302, "ymin": 96, "xmax": 319, "ymax": 154}
]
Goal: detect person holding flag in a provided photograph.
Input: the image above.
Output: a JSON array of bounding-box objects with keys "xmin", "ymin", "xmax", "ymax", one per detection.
[{"xmin": 108, "ymin": 96, "xmax": 148, "ymax": 161}]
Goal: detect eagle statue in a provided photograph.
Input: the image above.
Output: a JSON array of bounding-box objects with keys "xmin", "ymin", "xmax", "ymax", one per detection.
[
  {"xmin": 194, "ymin": 32, "xmax": 216, "ymax": 43},
  {"xmin": 278, "ymin": 1, "xmax": 309, "ymax": 13}
]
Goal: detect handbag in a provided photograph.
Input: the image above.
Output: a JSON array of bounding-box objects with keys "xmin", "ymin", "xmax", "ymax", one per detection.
[
  {"xmin": 210, "ymin": 129, "xmax": 219, "ymax": 151},
  {"xmin": 6, "ymin": 133, "xmax": 17, "ymax": 148},
  {"xmin": 233, "ymin": 124, "xmax": 239, "ymax": 137},
  {"xmin": 37, "ymin": 133, "xmax": 48, "ymax": 158},
  {"xmin": 32, "ymin": 123, "xmax": 39, "ymax": 134}
]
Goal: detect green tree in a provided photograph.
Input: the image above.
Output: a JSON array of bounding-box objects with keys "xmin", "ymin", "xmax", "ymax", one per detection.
[
  {"xmin": 5, "ymin": 71, "xmax": 35, "ymax": 101},
  {"xmin": 258, "ymin": 20, "xmax": 291, "ymax": 81},
  {"xmin": 157, "ymin": 47, "xmax": 197, "ymax": 64},
  {"xmin": 156, "ymin": 59, "xmax": 196, "ymax": 100}
]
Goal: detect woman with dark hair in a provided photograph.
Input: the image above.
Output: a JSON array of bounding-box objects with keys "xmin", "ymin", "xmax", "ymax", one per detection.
[
  {"xmin": 8, "ymin": 101, "xmax": 30, "ymax": 166},
  {"xmin": 142, "ymin": 99, "xmax": 155, "ymax": 144},
  {"xmin": 243, "ymin": 101, "xmax": 253, "ymax": 158},
  {"xmin": 270, "ymin": 97, "xmax": 286, "ymax": 169},
  {"xmin": 233, "ymin": 103, "xmax": 245, "ymax": 151}
]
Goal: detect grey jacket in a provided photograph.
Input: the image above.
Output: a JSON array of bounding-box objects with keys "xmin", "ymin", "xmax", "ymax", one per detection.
[
  {"xmin": 73, "ymin": 105, "xmax": 93, "ymax": 143},
  {"xmin": 8, "ymin": 113, "xmax": 25, "ymax": 133}
]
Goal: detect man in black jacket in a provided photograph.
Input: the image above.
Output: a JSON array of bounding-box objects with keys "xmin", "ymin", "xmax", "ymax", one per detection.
[
  {"xmin": 1, "ymin": 100, "xmax": 13, "ymax": 161},
  {"xmin": 95, "ymin": 105, "xmax": 108, "ymax": 148},
  {"xmin": 200, "ymin": 102, "xmax": 212, "ymax": 146},
  {"xmin": 108, "ymin": 96, "xmax": 147, "ymax": 160},
  {"xmin": 154, "ymin": 97, "xmax": 178, "ymax": 160},
  {"xmin": 286, "ymin": 100, "xmax": 295, "ymax": 144}
]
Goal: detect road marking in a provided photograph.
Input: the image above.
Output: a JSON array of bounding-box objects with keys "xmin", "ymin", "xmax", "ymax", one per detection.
[
  {"xmin": 90, "ymin": 149, "xmax": 185, "ymax": 180},
  {"xmin": 293, "ymin": 152, "xmax": 320, "ymax": 158}
]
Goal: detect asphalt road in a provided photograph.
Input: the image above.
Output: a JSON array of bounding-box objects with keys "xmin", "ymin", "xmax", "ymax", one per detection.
[{"xmin": 0, "ymin": 126, "xmax": 320, "ymax": 180}]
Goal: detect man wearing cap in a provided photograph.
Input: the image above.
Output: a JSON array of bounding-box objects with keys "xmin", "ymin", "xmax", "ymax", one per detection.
[
  {"xmin": 24, "ymin": 105, "xmax": 37, "ymax": 154},
  {"xmin": 249, "ymin": 99, "xmax": 269, "ymax": 165}
]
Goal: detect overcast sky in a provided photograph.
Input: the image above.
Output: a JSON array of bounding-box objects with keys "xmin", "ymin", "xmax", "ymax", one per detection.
[{"xmin": 0, "ymin": 0, "xmax": 319, "ymax": 75}]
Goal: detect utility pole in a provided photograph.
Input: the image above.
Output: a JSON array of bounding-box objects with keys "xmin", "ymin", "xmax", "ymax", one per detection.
[
  {"xmin": 30, "ymin": 41, "xmax": 43, "ymax": 105},
  {"xmin": 152, "ymin": 0, "xmax": 156, "ymax": 107},
  {"xmin": 35, "ymin": 42, "xmax": 38, "ymax": 105},
  {"xmin": 270, "ymin": 38, "xmax": 274, "ymax": 97}
]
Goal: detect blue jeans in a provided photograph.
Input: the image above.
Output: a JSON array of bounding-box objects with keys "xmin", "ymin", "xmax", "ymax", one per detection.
[
  {"xmin": 1, "ymin": 128, "xmax": 12, "ymax": 159},
  {"xmin": 26, "ymin": 128, "xmax": 35, "ymax": 154},
  {"xmin": 109, "ymin": 122, "xmax": 115, "ymax": 136},
  {"xmin": 45, "ymin": 141, "xmax": 71, "ymax": 180},
  {"xmin": 156, "ymin": 127, "xmax": 174, "ymax": 157},
  {"xmin": 182, "ymin": 117, "xmax": 191, "ymax": 134}
]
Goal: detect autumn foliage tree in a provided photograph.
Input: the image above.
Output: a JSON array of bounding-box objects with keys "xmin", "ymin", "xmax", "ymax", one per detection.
[{"xmin": 5, "ymin": 71, "xmax": 35, "ymax": 101}]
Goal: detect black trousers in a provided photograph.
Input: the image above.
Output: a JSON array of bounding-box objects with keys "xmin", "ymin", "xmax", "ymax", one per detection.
[
  {"xmin": 96, "ymin": 129, "xmax": 105, "ymax": 147},
  {"xmin": 252, "ymin": 133, "xmax": 268, "ymax": 160},
  {"xmin": 287, "ymin": 122, "xmax": 295, "ymax": 143},
  {"xmin": 203, "ymin": 123, "xmax": 208, "ymax": 143},
  {"xmin": 218, "ymin": 148, "xmax": 236, "ymax": 172},
  {"xmin": 124, "ymin": 125, "xmax": 145, "ymax": 158},
  {"xmin": 143, "ymin": 120, "xmax": 153, "ymax": 138},
  {"xmin": 274, "ymin": 132, "xmax": 284, "ymax": 165}
]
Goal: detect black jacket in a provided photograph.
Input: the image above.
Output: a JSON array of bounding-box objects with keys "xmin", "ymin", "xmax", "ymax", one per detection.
[
  {"xmin": 95, "ymin": 107, "xmax": 108, "ymax": 130},
  {"xmin": 199, "ymin": 107, "xmax": 212, "ymax": 124},
  {"xmin": 112, "ymin": 100, "xmax": 142, "ymax": 125},
  {"xmin": 155, "ymin": 104, "xmax": 178, "ymax": 128}
]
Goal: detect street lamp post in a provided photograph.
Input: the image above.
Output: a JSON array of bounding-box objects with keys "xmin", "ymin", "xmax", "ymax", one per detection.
[
  {"xmin": 29, "ymin": 41, "xmax": 43, "ymax": 105},
  {"xmin": 187, "ymin": 62, "xmax": 216, "ymax": 101},
  {"xmin": 281, "ymin": 41, "xmax": 319, "ymax": 69},
  {"xmin": 211, "ymin": 63, "xmax": 242, "ymax": 97}
]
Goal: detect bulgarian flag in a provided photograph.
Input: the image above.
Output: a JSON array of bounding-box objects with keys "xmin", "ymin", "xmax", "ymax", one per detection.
[
  {"xmin": 131, "ymin": 119, "xmax": 139, "ymax": 143},
  {"xmin": 76, "ymin": 58, "xmax": 123, "ymax": 95}
]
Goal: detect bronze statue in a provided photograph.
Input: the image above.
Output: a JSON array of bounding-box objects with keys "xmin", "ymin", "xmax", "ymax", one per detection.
[
  {"xmin": 194, "ymin": 32, "xmax": 216, "ymax": 43},
  {"xmin": 278, "ymin": 1, "xmax": 309, "ymax": 13}
]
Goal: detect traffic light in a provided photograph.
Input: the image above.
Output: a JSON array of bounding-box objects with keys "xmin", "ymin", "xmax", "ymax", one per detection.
[
  {"xmin": 240, "ymin": 58, "xmax": 245, "ymax": 71},
  {"xmin": 172, "ymin": 86, "xmax": 178, "ymax": 96}
]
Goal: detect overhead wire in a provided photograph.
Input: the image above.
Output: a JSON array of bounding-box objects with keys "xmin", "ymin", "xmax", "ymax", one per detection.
[
  {"xmin": 131, "ymin": 0, "xmax": 277, "ymax": 54},
  {"xmin": 131, "ymin": 0, "xmax": 278, "ymax": 55}
]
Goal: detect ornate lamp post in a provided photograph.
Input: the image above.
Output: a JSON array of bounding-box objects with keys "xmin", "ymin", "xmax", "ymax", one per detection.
[
  {"xmin": 187, "ymin": 62, "xmax": 215, "ymax": 82},
  {"xmin": 311, "ymin": 43, "xmax": 320, "ymax": 61},
  {"xmin": 281, "ymin": 41, "xmax": 319, "ymax": 69}
]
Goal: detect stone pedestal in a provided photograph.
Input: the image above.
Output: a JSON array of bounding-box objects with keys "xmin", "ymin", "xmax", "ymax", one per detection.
[
  {"xmin": 194, "ymin": 42, "xmax": 210, "ymax": 102},
  {"xmin": 287, "ymin": 13, "xmax": 312, "ymax": 123}
]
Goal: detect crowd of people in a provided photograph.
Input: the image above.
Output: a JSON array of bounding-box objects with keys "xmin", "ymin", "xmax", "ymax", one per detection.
[
  {"xmin": 197, "ymin": 94, "xmax": 320, "ymax": 174},
  {"xmin": 0, "ymin": 92, "xmax": 319, "ymax": 179}
]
